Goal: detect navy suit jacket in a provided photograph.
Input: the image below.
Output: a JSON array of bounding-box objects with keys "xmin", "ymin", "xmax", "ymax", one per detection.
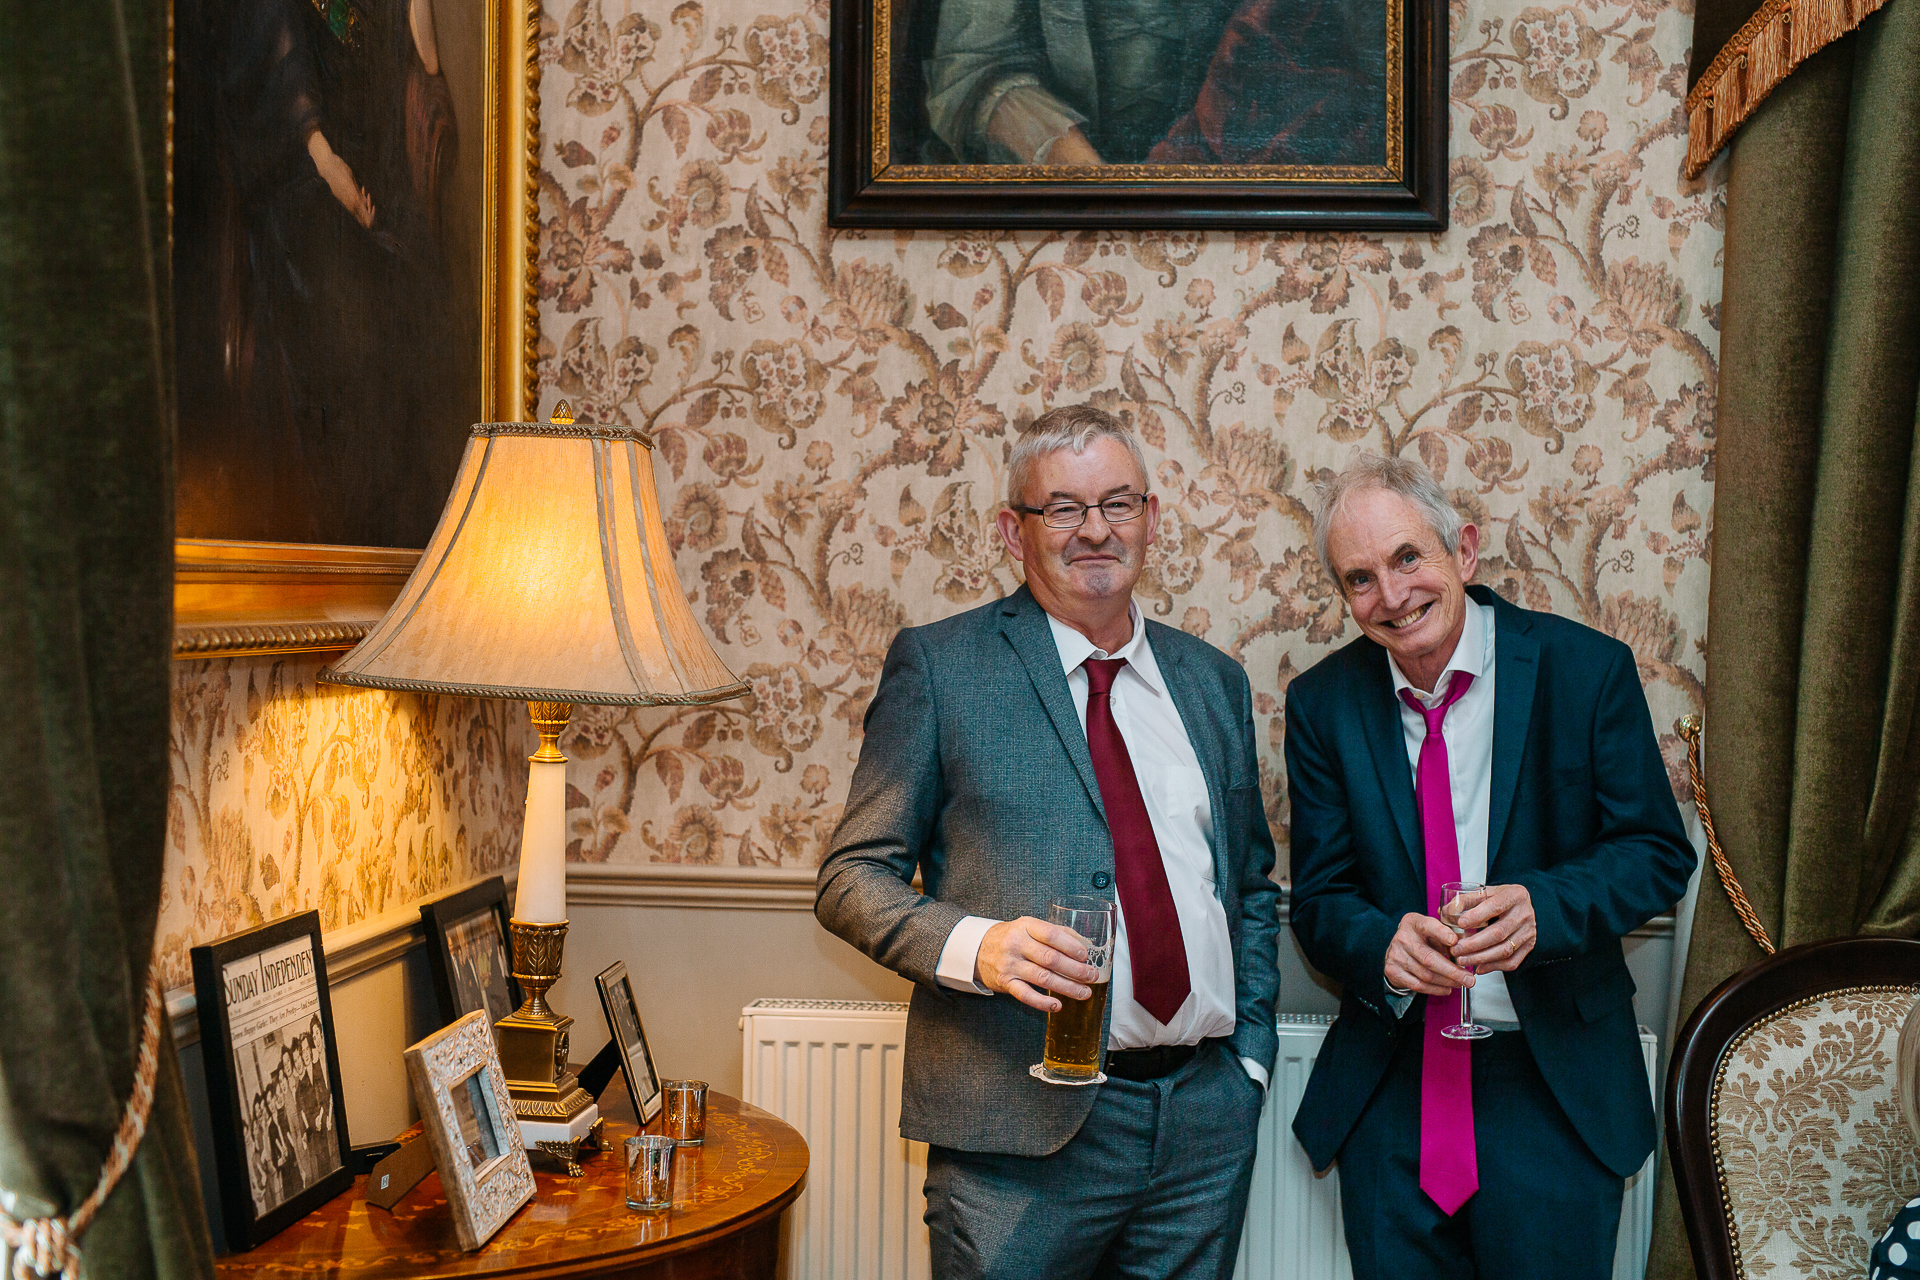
[
  {"xmin": 1285, "ymin": 586, "xmax": 1694, "ymax": 1178},
  {"xmin": 817, "ymin": 586, "xmax": 1283, "ymax": 1156}
]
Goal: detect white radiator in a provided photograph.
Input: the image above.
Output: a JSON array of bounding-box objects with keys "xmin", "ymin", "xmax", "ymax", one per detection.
[
  {"xmin": 741, "ymin": 1000, "xmax": 931, "ymax": 1280},
  {"xmin": 741, "ymin": 1002, "xmax": 1658, "ymax": 1280}
]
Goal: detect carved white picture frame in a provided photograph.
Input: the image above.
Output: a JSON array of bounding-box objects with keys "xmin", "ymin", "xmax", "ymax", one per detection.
[{"xmin": 403, "ymin": 1010, "xmax": 536, "ymax": 1250}]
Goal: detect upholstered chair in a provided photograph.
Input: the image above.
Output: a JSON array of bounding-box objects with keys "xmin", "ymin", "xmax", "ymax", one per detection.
[{"xmin": 1668, "ymin": 936, "xmax": 1920, "ymax": 1279}]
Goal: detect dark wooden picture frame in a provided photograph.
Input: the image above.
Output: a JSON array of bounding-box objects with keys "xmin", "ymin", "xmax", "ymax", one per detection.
[
  {"xmin": 828, "ymin": 0, "xmax": 1448, "ymax": 229},
  {"xmin": 168, "ymin": 0, "xmax": 542, "ymax": 663},
  {"xmin": 420, "ymin": 876, "xmax": 524, "ymax": 1029},
  {"xmin": 594, "ymin": 961, "xmax": 663, "ymax": 1125},
  {"xmin": 191, "ymin": 911, "xmax": 355, "ymax": 1251}
]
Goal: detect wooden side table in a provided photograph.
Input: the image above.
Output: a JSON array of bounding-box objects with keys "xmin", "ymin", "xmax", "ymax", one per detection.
[{"xmin": 216, "ymin": 1091, "xmax": 807, "ymax": 1279}]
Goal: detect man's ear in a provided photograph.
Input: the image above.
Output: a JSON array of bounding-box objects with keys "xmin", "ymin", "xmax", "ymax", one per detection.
[
  {"xmin": 995, "ymin": 506, "xmax": 1028, "ymax": 563},
  {"xmin": 1456, "ymin": 522, "xmax": 1480, "ymax": 582}
]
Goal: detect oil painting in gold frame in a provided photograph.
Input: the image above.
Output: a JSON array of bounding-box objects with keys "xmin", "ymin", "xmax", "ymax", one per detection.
[
  {"xmin": 828, "ymin": 0, "xmax": 1447, "ymax": 229},
  {"xmin": 169, "ymin": 0, "xmax": 540, "ymax": 659}
]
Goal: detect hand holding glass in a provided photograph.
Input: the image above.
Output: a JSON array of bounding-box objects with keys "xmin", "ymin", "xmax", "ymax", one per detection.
[
  {"xmin": 1438, "ymin": 881, "xmax": 1493, "ymax": 1040},
  {"xmin": 1033, "ymin": 896, "xmax": 1114, "ymax": 1085}
]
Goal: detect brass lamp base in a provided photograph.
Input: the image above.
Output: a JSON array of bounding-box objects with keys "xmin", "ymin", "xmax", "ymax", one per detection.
[{"xmin": 497, "ymin": 918, "xmax": 597, "ymax": 1166}]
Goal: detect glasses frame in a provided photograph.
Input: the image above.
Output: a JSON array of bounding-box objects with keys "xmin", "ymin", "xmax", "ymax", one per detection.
[{"xmin": 1012, "ymin": 494, "xmax": 1151, "ymax": 530}]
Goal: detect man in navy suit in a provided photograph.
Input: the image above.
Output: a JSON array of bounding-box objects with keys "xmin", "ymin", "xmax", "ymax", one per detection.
[{"xmin": 1285, "ymin": 453, "xmax": 1694, "ymax": 1279}]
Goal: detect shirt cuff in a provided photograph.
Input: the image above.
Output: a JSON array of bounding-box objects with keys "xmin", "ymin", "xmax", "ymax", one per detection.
[
  {"xmin": 1384, "ymin": 978, "xmax": 1416, "ymax": 1019},
  {"xmin": 935, "ymin": 915, "xmax": 999, "ymax": 994},
  {"xmin": 1239, "ymin": 1056, "xmax": 1269, "ymax": 1091}
]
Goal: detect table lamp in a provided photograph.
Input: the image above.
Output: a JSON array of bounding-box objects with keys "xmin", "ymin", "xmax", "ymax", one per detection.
[{"xmin": 321, "ymin": 404, "xmax": 746, "ymax": 1161}]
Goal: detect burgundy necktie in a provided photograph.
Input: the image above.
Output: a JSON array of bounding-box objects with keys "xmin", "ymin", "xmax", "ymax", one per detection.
[
  {"xmin": 1083, "ymin": 658, "xmax": 1191, "ymax": 1026},
  {"xmin": 1400, "ymin": 670, "xmax": 1478, "ymax": 1215}
]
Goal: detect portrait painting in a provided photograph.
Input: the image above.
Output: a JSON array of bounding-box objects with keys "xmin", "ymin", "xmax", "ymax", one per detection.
[
  {"xmin": 830, "ymin": 0, "xmax": 1446, "ymax": 227},
  {"xmin": 172, "ymin": 0, "xmax": 523, "ymax": 550}
]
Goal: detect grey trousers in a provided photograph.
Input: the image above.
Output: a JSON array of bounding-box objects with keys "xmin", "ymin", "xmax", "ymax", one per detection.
[{"xmin": 924, "ymin": 1041, "xmax": 1264, "ymax": 1280}]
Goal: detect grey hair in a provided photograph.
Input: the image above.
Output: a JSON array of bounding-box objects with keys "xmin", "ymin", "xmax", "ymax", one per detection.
[
  {"xmin": 1005, "ymin": 405, "xmax": 1149, "ymax": 509},
  {"xmin": 1310, "ymin": 452, "xmax": 1463, "ymax": 582}
]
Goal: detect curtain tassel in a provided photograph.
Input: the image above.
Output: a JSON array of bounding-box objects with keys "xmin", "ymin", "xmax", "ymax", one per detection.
[
  {"xmin": 1, "ymin": 975, "xmax": 166, "ymax": 1280},
  {"xmin": 1677, "ymin": 715, "xmax": 1776, "ymax": 955}
]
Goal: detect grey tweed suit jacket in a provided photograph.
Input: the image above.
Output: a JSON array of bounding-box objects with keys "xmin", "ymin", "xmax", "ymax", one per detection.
[{"xmin": 815, "ymin": 586, "xmax": 1282, "ymax": 1157}]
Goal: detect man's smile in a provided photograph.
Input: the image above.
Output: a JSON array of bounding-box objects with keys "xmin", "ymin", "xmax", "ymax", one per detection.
[{"xmin": 1385, "ymin": 601, "xmax": 1434, "ymax": 629}]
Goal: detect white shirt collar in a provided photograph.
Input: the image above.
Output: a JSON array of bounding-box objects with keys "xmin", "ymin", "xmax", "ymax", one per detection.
[
  {"xmin": 1045, "ymin": 601, "xmax": 1168, "ymax": 698},
  {"xmin": 1389, "ymin": 595, "xmax": 1489, "ymax": 707}
]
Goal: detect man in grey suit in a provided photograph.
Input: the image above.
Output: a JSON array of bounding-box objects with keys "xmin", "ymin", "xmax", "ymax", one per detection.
[{"xmin": 817, "ymin": 404, "xmax": 1282, "ymax": 1280}]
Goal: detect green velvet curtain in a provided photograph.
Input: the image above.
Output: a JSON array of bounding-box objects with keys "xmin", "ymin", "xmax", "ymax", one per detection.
[
  {"xmin": 0, "ymin": 2, "xmax": 214, "ymax": 1276},
  {"xmin": 1649, "ymin": 0, "xmax": 1920, "ymax": 1274}
]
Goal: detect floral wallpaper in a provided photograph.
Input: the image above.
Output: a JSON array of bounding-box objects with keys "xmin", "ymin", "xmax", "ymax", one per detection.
[
  {"xmin": 161, "ymin": 0, "xmax": 1725, "ymax": 970},
  {"xmin": 532, "ymin": 0, "xmax": 1722, "ymax": 865},
  {"xmin": 156, "ymin": 660, "xmax": 532, "ymax": 991}
]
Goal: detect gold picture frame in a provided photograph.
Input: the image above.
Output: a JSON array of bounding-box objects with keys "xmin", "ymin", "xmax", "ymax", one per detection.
[{"xmin": 169, "ymin": 0, "xmax": 540, "ymax": 660}]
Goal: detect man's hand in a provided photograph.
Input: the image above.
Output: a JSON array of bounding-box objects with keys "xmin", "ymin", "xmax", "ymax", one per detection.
[
  {"xmin": 1385, "ymin": 913, "xmax": 1475, "ymax": 996},
  {"xmin": 1451, "ymin": 884, "xmax": 1537, "ymax": 972},
  {"xmin": 976, "ymin": 917, "xmax": 1100, "ymax": 1013}
]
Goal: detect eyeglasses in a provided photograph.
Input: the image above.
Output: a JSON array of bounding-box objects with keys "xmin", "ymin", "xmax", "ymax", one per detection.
[{"xmin": 1012, "ymin": 494, "xmax": 1149, "ymax": 530}]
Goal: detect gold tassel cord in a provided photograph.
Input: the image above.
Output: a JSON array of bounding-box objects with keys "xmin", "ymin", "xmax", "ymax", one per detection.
[
  {"xmin": 1678, "ymin": 715, "xmax": 1776, "ymax": 955},
  {"xmin": 1, "ymin": 974, "xmax": 167, "ymax": 1280}
]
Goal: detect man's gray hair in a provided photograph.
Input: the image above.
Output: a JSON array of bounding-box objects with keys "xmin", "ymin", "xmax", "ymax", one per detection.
[
  {"xmin": 1310, "ymin": 452, "xmax": 1463, "ymax": 578},
  {"xmin": 1006, "ymin": 405, "xmax": 1150, "ymax": 509}
]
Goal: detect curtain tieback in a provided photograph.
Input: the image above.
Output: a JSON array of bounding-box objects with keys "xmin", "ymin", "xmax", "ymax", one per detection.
[
  {"xmin": 1678, "ymin": 715, "xmax": 1776, "ymax": 956},
  {"xmin": 1, "ymin": 974, "xmax": 167, "ymax": 1280}
]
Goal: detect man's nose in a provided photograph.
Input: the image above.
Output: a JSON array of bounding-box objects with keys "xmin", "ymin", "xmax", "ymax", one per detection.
[{"xmin": 1076, "ymin": 506, "xmax": 1113, "ymax": 542}]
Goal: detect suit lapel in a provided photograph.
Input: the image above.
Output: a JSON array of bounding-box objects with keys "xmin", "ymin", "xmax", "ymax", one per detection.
[
  {"xmin": 1356, "ymin": 647, "xmax": 1423, "ymax": 876},
  {"xmin": 1485, "ymin": 591, "xmax": 1540, "ymax": 873},
  {"xmin": 1153, "ymin": 633, "xmax": 1231, "ymax": 887},
  {"xmin": 999, "ymin": 590, "xmax": 1106, "ymax": 822}
]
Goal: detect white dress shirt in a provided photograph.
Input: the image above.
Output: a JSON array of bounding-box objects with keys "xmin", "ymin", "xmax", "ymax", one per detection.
[
  {"xmin": 933, "ymin": 602, "xmax": 1267, "ymax": 1085},
  {"xmin": 1387, "ymin": 597, "xmax": 1517, "ymax": 1026}
]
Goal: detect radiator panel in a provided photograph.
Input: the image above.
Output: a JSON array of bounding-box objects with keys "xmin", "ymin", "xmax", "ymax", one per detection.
[{"xmin": 743, "ymin": 1001, "xmax": 1657, "ymax": 1280}]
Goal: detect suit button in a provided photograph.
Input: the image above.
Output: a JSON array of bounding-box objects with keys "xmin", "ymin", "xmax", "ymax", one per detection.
[{"xmin": 1091, "ymin": 872, "xmax": 1111, "ymax": 890}]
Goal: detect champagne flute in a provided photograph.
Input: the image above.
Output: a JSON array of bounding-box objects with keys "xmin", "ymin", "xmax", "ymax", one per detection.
[{"xmin": 1438, "ymin": 881, "xmax": 1493, "ymax": 1040}]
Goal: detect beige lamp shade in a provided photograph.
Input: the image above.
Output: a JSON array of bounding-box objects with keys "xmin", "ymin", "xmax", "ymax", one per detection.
[{"xmin": 322, "ymin": 422, "xmax": 747, "ymax": 705}]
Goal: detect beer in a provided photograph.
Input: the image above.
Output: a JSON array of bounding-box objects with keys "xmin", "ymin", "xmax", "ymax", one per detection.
[
  {"xmin": 1044, "ymin": 979, "xmax": 1111, "ymax": 1079},
  {"xmin": 1031, "ymin": 895, "xmax": 1114, "ymax": 1085}
]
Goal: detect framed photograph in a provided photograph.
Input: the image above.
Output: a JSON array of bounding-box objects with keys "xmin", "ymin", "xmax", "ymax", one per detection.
[
  {"xmin": 420, "ymin": 877, "xmax": 523, "ymax": 1029},
  {"xmin": 168, "ymin": 0, "xmax": 541, "ymax": 661},
  {"xmin": 403, "ymin": 1010, "xmax": 536, "ymax": 1250},
  {"xmin": 828, "ymin": 0, "xmax": 1447, "ymax": 229},
  {"xmin": 594, "ymin": 961, "xmax": 663, "ymax": 1124},
  {"xmin": 191, "ymin": 911, "xmax": 354, "ymax": 1250}
]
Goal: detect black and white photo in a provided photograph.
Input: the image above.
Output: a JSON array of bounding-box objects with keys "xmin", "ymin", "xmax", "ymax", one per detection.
[
  {"xmin": 595, "ymin": 961, "xmax": 662, "ymax": 1124},
  {"xmin": 192, "ymin": 912, "xmax": 354, "ymax": 1249}
]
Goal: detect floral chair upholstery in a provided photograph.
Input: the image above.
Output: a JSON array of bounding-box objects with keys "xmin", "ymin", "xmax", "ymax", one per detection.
[{"xmin": 1669, "ymin": 937, "xmax": 1920, "ymax": 1280}]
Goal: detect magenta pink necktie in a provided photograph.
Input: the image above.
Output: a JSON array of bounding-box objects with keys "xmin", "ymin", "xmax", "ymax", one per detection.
[
  {"xmin": 1083, "ymin": 658, "xmax": 1191, "ymax": 1025},
  {"xmin": 1399, "ymin": 670, "xmax": 1478, "ymax": 1216}
]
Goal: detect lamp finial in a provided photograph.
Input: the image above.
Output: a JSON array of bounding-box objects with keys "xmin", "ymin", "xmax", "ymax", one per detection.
[{"xmin": 549, "ymin": 400, "xmax": 575, "ymax": 425}]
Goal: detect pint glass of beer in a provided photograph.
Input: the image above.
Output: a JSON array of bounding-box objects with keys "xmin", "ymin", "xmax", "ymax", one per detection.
[{"xmin": 1035, "ymin": 895, "xmax": 1114, "ymax": 1085}]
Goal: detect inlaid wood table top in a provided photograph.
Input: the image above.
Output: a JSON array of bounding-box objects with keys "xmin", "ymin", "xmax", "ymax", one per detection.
[{"xmin": 216, "ymin": 1092, "xmax": 808, "ymax": 1279}]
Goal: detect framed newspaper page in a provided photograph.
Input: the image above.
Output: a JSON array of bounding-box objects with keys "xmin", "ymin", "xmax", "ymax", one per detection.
[
  {"xmin": 403, "ymin": 1010, "xmax": 536, "ymax": 1251},
  {"xmin": 191, "ymin": 911, "xmax": 354, "ymax": 1249}
]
